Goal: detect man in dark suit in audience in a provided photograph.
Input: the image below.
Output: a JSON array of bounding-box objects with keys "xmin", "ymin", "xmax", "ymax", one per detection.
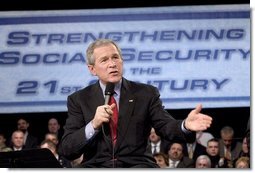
[
  {"xmin": 219, "ymin": 126, "xmax": 242, "ymax": 168},
  {"xmin": 147, "ymin": 127, "xmax": 170, "ymax": 155},
  {"xmin": 167, "ymin": 142, "xmax": 194, "ymax": 168},
  {"xmin": 17, "ymin": 118, "xmax": 38, "ymax": 149},
  {"xmin": 183, "ymin": 136, "xmax": 207, "ymax": 162}
]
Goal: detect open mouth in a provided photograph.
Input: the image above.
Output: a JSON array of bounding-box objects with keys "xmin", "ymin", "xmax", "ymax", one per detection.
[{"xmin": 110, "ymin": 70, "xmax": 118, "ymax": 75}]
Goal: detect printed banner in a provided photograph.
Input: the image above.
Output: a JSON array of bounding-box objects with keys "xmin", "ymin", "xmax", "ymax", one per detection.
[{"xmin": 0, "ymin": 5, "xmax": 250, "ymax": 113}]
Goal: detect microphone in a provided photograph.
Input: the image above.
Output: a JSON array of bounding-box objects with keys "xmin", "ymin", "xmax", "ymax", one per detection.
[
  {"xmin": 104, "ymin": 82, "xmax": 116, "ymax": 168},
  {"xmin": 104, "ymin": 82, "xmax": 115, "ymax": 105}
]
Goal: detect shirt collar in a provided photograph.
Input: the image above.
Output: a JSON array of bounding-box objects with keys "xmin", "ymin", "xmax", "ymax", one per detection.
[
  {"xmin": 99, "ymin": 79, "xmax": 122, "ymax": 97},
  {"xmin": 151, "ymin": 140, "xmax": 161, "ymax": 147}
]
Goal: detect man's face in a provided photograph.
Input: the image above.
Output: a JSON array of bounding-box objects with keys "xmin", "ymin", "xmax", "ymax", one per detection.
[
  {"xmin": 88, "ymin": 44, "xmax": 123, "ymax": 85},
  {"xmin": 149, "ymin": 128, "xmax": 160, "ymax": 143},
  {"xmin": 17, "ymin": 119, "xmax": 29, "ymax": 132},
  {"xmin": 45, "ymin": 134, "xmax": 59, "ymax": 145},
  {"xmin": 206, "ymin": 141, "xmax": 219, "ymax": 156},
  {"xmin": 168, "ymin": 143, "xmax": 183, "ymax": 160},
  {"xmin": 196, "ymin": 158, "xmax": 210, "ymax": 168},
  {"xmin": 222, "ymin": 134, "xmax": 233, "ymax": 147},
  {"xmin": 12, "ymin": 131, "xmax": 24, "ymax": 148},
  {"xmin": 0, "ymin": 135, "xmax": 6, "ymax": 145},
  {"xmin": 48, "ymin": 119, "xmax": 60, "ymax": 133}
]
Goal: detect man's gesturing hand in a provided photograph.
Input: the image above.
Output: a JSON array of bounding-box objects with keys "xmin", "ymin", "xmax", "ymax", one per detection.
[{"xmin": 184, "ymin": 104, "xmax": 212, "ymax": 131}]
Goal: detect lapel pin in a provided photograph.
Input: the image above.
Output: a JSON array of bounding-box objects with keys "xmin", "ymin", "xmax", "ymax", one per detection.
[{"xmin": 129, "ymin": 99, "xmax": 134, "ymax": 102}]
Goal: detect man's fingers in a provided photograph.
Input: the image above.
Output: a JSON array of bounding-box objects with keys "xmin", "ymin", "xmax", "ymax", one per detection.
[
  {"xmin": 110, "ymin": 103, "xmax": 116, "ymax": 109},
  {"xmin": 104, "ymin": 106, "xmax": 113, "ymax": 115},
  {"xmin": 194, "ymin": 104, "xmax": 202, "ymax": 114}
]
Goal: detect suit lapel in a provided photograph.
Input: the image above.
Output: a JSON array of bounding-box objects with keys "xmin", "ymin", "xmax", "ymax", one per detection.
[
  {"xmin": 115, "ymin": 79, "xmax": 135, "ymax": 150},
  {"xmin": 84, "ymin": 82, "xmax": 105, "ymax": 121}
]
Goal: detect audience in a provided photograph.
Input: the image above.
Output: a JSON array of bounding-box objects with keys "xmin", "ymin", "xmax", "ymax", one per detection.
[
  {"xmin": 238, "ymin": 135, "xmax": 249, "ymax": 158},
  {"xmin": 40, "ymin": 139, "xmax": 72, "ymax": 168},
  {"xmin": 0, "ymin": 115, "xmax": 249, "ymax": 169},
  {"xmin": 47, "ymin": 118, "xmax": 63, "ymax": 140},
  {"xmin": 219, "ymin": 126, "xmax": 242, "ymax": 168},
  {"xmin": 195, "ymin": 155, "xmax": 211, "ymax": 168},
  {"xmin": 235, "ymin": 157, "xmax": 249, "ymax": 168},
  {"xmin": 183, "ymin": 136, "xmax": 207, "ymax": 162},
  {"xmin": 167, "ymin": 142, "xmax": 194, "ymax": 168},
  {"xmin": 10, "ymin": 130, "xmax": 25, "ymax": 151},
  {"xmin": 153, "ymin": 152, "xmax": 169, "ymax": 168},
  {"xmin": 147, "ymin": 128, "xmax": 170, "ymax": 155},
  {"xmin": 0, "ymin": 133, "xmax": 12, "ymax": 152},
  {"xmin": 17, "ymin": 118, "xmax": 38, "ymax": 149},
  {"xmin": 206, "ymin": 138, "xmax": 221, "ymax": 168},
  {"xmin": 45, "ymin": 132, "xmax": 59, "ymax": 146}
]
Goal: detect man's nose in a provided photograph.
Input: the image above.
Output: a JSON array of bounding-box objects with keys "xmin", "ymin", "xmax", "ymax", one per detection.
[{"xmin": 109, "ymin": 59, "xmax": 116, "ymax": 66}]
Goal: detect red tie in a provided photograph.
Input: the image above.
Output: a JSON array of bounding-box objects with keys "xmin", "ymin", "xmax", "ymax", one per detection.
[{"xmin": 109, "ymin": 96, "xmax": 118, "ymax": 146}]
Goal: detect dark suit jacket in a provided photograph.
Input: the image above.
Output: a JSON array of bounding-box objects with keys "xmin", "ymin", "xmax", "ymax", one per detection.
[
  {"xmin": 177, "ymin": 156, "xmax": 195, "ymax": 168},
  {"xmin": 183, "ymin": 142, "xmax": 207, "ymax": 162},
  {"xmin": 24, "ymin": 134, "xmax": 38, "ymax": 149},
  {"xmin": 147, "ymin": 139, "xmax": 171, "ymax": 155},
  {"xmin": 60, "ymin": 78, "xmax": 194, "ymax": 168},
  {"xmin": 219, "ymin": 139, "xmax": 242, "ymax": 161}
]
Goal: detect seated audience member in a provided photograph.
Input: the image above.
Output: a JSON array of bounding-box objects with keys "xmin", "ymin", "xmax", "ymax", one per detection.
[
  {"xmin": 167, "ymin": 142, "xmax": 194, "ymax": 168},
  {"xmin": 40, "ymin": 139, "xmax": 72, "ymax": 168},
  {"xmin": 0, "ymin": 133, "xmax": 12, "ymax": 152},
  {"xmin": 147, "ymin": 128, "xmax": 170, "ymax": 155},
  {"xmin": 235, "ymin": 157, "xmax": 249, "ymax": 168},
  {"xmin": 153, "ymin": 152, "xmax": 169, "ymax": 168},
  {"xmin": 45, "ymin": 133, "xmax": 78, "ymax": 167},
  {"xmin": 238, "ymin": 135, "xmax": 249, "ymax": 158},
  {"xmin": 195, "ymin": 155, "xmax": 211, "ymax": 168},
  {"xmin": 10, "ymin": 130, "xmax": 25, "ymax": 151},
  {"xmin": 206, "ymin": 138, "xmax": 221, "ymax": 168},
  {"xmin": 17, "ymin": 118, "xmax": 38, "ymax": 149},
  {"xmin": 219, "ymin": 126, "xmax": 242, "ymax": 168},
  {"xmin": 183, "ymin": 135, "xmax": 206, "ymax": 162},
  {"xmin": 48, "ymin": 118, "xmax": 63, "ymax": 140},
  {"xmin": 45, "ymin": 133, "xmax": 59, "ymax": 146}
]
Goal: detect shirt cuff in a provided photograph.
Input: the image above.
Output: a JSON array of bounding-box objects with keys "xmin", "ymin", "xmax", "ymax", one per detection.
[
  {"xmin": 181, "ymin": 120, "xmax": 192, "ymax": 134},
  {"xmin": 85, "ymin": 121, "xmax": 99, "ymax": 140}
]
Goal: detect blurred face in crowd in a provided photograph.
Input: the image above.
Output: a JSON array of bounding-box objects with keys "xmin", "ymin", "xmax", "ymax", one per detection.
[
  {"xmin": 221, "ymin": 134, "xmax": 233, "ymax": 148},
  {"xmin": 196, "ymin": 158, "xmax": 210, "ymax": 168},
  {"xmin": 48, "ymin": 118, "xmax": 60, "ymax": 134},
  {"xmin": 168, "ymin": 143, "xmax": 183, "ymax": 161},
  {"xmin": 88, "ymin": 43, "xmax": 123, "ymax": 85},
  {"xmin": 149, "ymin": 128, "xmax": 161, "ymax": 143},
  {"xmin": 45, "ymin": 133, "xmax": 59, "ymax": 145},
  {"xmin": 207, "ymin": 141, "xmax": 219, "ymax": 156},
  {"xmin": 17, "ymin": 119, "xmax": 29, "ymax": 132},
  {"xmin": 154, "ymin": 155, "xmax": 168, "ymax": 168},
  {"xmin": 12, "ymin": 131, "xmax": 24, "ymax": 148},
  {"xmin": 242, "ymin": 137, "xmax": 249, "ymax": 153},
  {"xmin": 236, "ymin": 161, "xmax": 249, "ymax": 168},
  {"xmin": 40, "ymin": 142, "xmax": 57, "ymax": 156},
  {"xmin": 0, "ymin": 135, "xmax": 6, "ymax": 146}
]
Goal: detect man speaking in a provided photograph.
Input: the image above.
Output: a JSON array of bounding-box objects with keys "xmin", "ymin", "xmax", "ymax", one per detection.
[{"xmin": 59, "ymin": 39, "xmax": 212, "ymax": 168}]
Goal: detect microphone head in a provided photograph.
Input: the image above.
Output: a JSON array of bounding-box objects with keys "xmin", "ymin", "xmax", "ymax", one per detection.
[{"xmin": 105, "ymin": 82, "xmax": 115, "ymax": 96}]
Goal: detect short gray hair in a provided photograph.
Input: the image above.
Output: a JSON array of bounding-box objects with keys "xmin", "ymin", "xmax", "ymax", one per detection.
[
  {"xmin": 86, "ymin": 39, "xmax": 122, "ymax": 65},
  {"xmin": 220, "ymin": 126, "xmax": 234, "ymax": 137},
  {"xmin": 196, "ymin": 155, "xmax": 211, "ymax": 168}
]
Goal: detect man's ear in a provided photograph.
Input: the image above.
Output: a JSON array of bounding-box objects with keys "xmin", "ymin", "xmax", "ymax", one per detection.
[{"xmin": 88, "ymin": 65, "xmax": 97, "ymax": 76}]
